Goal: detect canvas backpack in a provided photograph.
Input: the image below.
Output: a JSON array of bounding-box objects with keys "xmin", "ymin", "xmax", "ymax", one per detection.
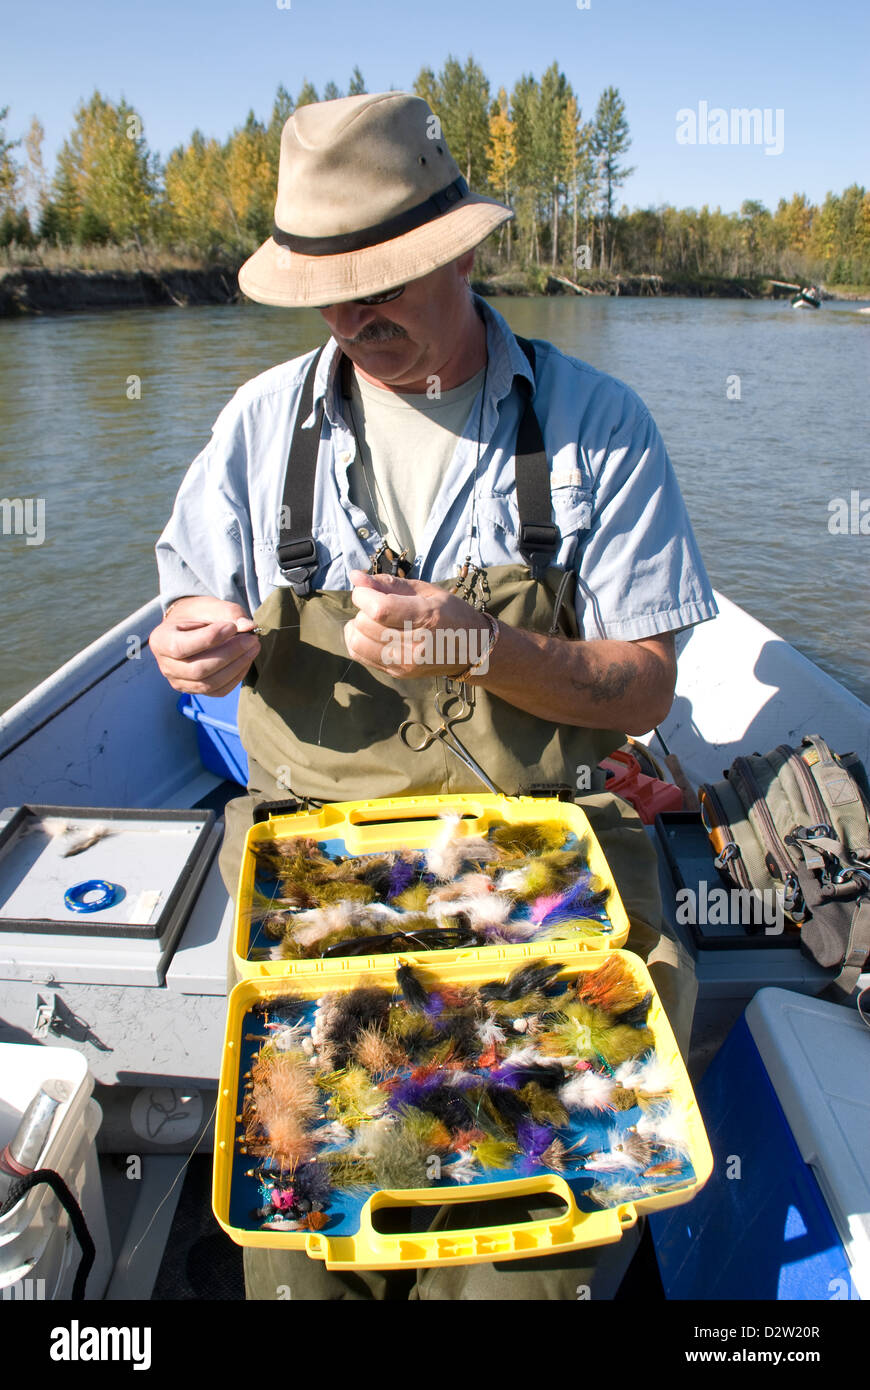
[{"xmin": 699, "ymin": 734, "xmax": 870, "ymax": 997}]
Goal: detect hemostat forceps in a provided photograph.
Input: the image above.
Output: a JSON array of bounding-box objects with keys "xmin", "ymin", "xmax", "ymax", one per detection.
[{"xmin": 399, "ymin": 685, "xmax": 502, "ymax": 795}]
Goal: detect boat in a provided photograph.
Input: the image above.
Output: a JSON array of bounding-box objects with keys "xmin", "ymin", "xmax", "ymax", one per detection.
[
  {"xmin": 1, "ymin": 588, "xmax": 868, "ymax": 1300},
  {"xmin": 792, "ymin": 285, "xmax": 822, "ymax": 308}
]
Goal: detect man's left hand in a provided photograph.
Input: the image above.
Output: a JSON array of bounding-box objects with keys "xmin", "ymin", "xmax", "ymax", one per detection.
[{"xmin": 344, "ymin": 569, "xmax": 489, "ymax": 678}]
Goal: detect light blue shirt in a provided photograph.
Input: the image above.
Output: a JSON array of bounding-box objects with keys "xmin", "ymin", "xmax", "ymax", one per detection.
[{"xmin": 156, "ymin": 296, "xmax": 718, "ymax": 641}]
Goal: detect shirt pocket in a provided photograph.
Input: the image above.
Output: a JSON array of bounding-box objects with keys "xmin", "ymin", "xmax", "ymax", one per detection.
[
  {"xmin": 551, "ymin": 483, "xmax": 593, "ymax": 568},
  {"xmin": 476, "ymin": 484, "xmax": 592, "ymax": 567}
]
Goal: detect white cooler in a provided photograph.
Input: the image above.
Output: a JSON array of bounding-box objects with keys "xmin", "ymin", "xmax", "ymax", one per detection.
[{"xmin": 0, "ymin": 1043, "xmax": 112, "ymax": 1299}]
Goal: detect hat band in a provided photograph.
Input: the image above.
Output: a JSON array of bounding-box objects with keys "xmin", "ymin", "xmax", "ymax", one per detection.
[{"xmin": 272, "ymin": 176, "xmax": 470, "ymax": 256}]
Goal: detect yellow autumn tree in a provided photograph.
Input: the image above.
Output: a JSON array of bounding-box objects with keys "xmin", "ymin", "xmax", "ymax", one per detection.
[
  {"xmin": 164, "ymin": 131, "xmax": 233, "ymax": 254},
  {"xmin": 487, "ymin": 88, "xmax": 516, "ymax": 260},
  {"xmin": 773, "ymin": 193, "xmax": 813, "ymax": 255},
  {"xmin": 223, "ymin": 112, "xmax": 273, "ymax": 246},
  {"xmin": 51, "ymin": 92, "xmax": 155, "ymax": 242}
]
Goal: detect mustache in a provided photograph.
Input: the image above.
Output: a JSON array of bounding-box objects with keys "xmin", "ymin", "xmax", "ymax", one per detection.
[{"xmin": 344, "ymin": 319, "xmax": 409, "ymax": 344}]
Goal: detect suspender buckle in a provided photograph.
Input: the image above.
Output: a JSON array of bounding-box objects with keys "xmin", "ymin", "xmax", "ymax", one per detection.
[
  {"xmin": 276, "ymin": 537, "xmax": 318, "ymax": 592},
  {"xmin": 519, "ymin": 522, "xmax": 559, "ymax": 552},
  {"xmin": 519, "ymin": 522, "xmax": 559, "ymax": 574}
]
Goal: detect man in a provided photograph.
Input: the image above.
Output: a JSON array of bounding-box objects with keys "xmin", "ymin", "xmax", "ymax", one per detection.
[{"xmin": 151, "ymin": 91, "xmax": 717, "ymax": 1300}]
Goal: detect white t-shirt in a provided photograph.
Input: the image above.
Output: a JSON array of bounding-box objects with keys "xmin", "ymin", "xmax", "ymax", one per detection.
[{"xmin": 346, "ymin": 365, "xmax": 487, "ymax": 562}]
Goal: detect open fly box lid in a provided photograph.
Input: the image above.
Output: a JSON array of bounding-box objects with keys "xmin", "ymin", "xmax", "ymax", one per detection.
[
  {"xmin": 0, "ymin": 805, "xmax": 219, "ymax": 986},
  {"xmin": 232, "ymin": 793, "xmax": 631, "ymax": 981},
  {"xmin": 212, "ymin": 946, "xmax": 713, "ymax": 1271}
]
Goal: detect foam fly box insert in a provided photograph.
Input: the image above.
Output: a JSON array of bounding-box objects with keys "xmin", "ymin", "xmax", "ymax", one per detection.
[
  {"xmin": 212, "ymin": 947, "xmax": 713, "ymax": 1270},
  {"xmin": 0, "ymin": 805, "xmax": 219, "ymax": 986},
  {"xmin": 232, "ymin": 793, "xmax": 631, "ymax": 981}
]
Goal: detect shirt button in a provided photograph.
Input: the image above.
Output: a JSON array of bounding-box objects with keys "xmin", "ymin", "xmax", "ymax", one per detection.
[{"xmin": 357, "ymin": 527, "xmax": 370, "ymax": 539}]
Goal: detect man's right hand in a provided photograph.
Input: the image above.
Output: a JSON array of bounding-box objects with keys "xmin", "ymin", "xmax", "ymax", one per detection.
[{"xmin": 149, "ymin": 597, "xmax": 260, "ymax": 698}]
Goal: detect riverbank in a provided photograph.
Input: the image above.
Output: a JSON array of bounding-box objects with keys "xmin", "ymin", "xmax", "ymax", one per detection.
[
  {"xmin": 1, "ymin": 263, "xmax": 867, "ymax": 316},
  {"xmin": 0, "ymin": 266, "xmax": 240, "ymax": 316}
]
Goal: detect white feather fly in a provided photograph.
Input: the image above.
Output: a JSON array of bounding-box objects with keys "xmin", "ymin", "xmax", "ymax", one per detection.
[{"xmin": 559, "ymin": 1070, "xmax": 616, "ymax": 1112}]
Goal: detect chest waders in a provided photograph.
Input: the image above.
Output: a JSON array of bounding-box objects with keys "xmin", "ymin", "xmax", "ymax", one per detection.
[{"xmin": 219, "ymin": 338, "xmax": 695, "ymax": 1057}]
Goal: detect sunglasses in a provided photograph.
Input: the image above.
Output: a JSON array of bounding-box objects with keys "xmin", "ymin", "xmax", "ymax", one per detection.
[{"xmin": 350, "ymin": 284, "xmax": 405, "ymax": 306}]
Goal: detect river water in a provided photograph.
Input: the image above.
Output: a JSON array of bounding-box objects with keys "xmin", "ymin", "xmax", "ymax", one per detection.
[{"xmin": 1, "ymin": 296, "xmax": 868, "ymax": 716}]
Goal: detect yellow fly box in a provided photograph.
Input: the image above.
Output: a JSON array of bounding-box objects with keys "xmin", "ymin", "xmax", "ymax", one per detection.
[
  {"xmin": 212, "ymin": 945, "xmax": 713, "ymax": 1270},
  {"xmin": 232, "ymin": 792, "xmax": 631, "ymax": 981}
]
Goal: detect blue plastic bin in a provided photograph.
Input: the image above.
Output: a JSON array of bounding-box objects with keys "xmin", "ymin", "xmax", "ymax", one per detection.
[
  {"xmin": 650, "ymin": 989, "xmax": 866, "ymax": 1300},
  {"xmin": 178, "ymin": 688, "xmax": 249, "ymax": 785}
]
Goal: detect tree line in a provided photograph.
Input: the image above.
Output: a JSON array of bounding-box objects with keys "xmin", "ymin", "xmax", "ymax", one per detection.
[{"xmin": 1, "ymin": 58, "xmax": 868, "ymax": 287}]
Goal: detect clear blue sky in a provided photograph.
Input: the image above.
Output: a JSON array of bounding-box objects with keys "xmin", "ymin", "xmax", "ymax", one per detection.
[{"xmin": 2, "ymin": 0, "xmax": 867, "ymax": 213}]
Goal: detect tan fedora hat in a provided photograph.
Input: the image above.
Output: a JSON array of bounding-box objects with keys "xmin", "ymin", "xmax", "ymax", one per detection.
[{"xmin": 238, "ymin": 91, "xmax": 513, "ymax": 308}]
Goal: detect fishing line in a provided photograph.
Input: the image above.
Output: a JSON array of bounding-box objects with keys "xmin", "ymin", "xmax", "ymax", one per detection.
[
  {"xmin": 120, "ymin": 1095, "xmax": 218, "ymax": 1274},
  {"xmin": 316, "ymin": 658, "xmax": 357, "ymax": 746}
]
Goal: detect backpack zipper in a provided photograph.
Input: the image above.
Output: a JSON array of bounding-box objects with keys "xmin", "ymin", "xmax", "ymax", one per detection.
[
  {"xmin": 729, "ymin": 757, "xmax": 798, "ymax": 883},
  {"xmin": 779, "ymin": 743, "xmax": 832, "ymax": 831}
]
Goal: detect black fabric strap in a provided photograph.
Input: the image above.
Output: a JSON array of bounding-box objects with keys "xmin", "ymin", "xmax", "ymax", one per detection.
[
  {"xmin": 513, "ymin": 335, "xmax": 559, "ymax": 575},
  {"xmin": 272, "ymin": 177, "xmax": 470, "ymax": 257},
  {"xmin": 0, "ymin": 1167, "xmax": 95, "ymax": 1300},
  {"xmin": 276, "ymin": 348, "xmax": 327, "ymax": 593}
]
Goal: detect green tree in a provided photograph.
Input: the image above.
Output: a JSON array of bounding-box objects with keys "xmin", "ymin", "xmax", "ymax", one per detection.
[
  {"xmin": 0, "ymin": 106, "xmax": 21, "ymax": 212},
  {"xmin": 591, "ymin": 86, "xmax": 635, "ymax": 268},
  {"xmin": 50, "ymin": 91, "xmax": 156, "ymax": 243},
  {"xmin": 561, "ymin": 94, "xmax": 593, "ymax": 269},
  {"xmin": 414, "ymin": 56, "xmax": 491, "ymax": 188},
  {"xmin": 510, "ymin": 73, "xmax": 543, "ymax": 263},
  {"xmin": 266, "ymin": 83, "xmax": 294, "ymax": 176},
  {"xmin": 537, "ymin": 63, "xmax": 571, "ymax": 266},
  {"xmin": 413, "ymin": 66, "xmax": 440, "ymax": 114},
  {"xmin": 738, "ymin": 198, "xmax": 773, "ymax": 272},
  {"xmin": 348, "ymin": 66, "xmax": 367, "ymax": 96},
  {"xmin": 295, "ymin": 81, "xmax": 319, "ymax": 108},
  {"xmin": 487, "ymin": 87, "xmax": 517, "ymax": 261},
  {"xmin": 322, "ymin": 81, "xmax": 342, "ymax": 102}
]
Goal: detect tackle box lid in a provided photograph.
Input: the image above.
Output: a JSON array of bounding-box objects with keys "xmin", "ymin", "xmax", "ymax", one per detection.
[
  {"xmin": 233, "ymin": 793, "xmax": 631, "ymax": 980},
  {"xmin": 0, "ymin": 805, "xmax": 220, "ymax": 985},
  {"xmin": 744, "ymin": 988, "xmax": 870, "ymax": 1288}
]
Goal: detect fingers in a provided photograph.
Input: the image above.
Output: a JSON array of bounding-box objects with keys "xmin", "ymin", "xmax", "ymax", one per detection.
[
  {"xmin": 153, "ymin": 620, "xmax": 252, "ymax": 664},
  {"xmin": 149, "ymin": 617, "xmax": 260, "ymax": 693},
  {"xmin": 343, "ymin": 617, "xmax": 425, "ymax": 673},
  {"xmin": 166, "ymin": 620, "xmax": 237, "ymax": 657},
  {"xmin": 169, "ymin": 647, "xmax": 258, "ymax": 697},
  {"xmin": 350, "ymin": 580, "xmax": 436, "ymax": 629}
]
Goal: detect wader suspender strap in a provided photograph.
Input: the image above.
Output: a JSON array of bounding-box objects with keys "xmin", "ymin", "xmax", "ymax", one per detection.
[
  {"xmin": 275, "ymin": 348, "xmax": 324, "ymax": 593},
  {"xmin": 275, "ymin": 337, "xmax": 558, "ymax": 594},
  {"xmin": 512, "ymin": 336, "xmax": 559, "ymax": 577}
]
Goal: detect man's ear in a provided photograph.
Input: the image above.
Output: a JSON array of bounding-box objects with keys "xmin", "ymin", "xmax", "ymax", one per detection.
[{"xmin": 457, "ymin": 248, "xmax": 475, "ymax": 280}]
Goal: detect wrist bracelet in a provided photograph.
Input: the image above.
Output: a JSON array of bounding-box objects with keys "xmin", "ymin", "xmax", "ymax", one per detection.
[{"xmin": 454, "ymin": 611, "xmax": 500, "ymax": 681}]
